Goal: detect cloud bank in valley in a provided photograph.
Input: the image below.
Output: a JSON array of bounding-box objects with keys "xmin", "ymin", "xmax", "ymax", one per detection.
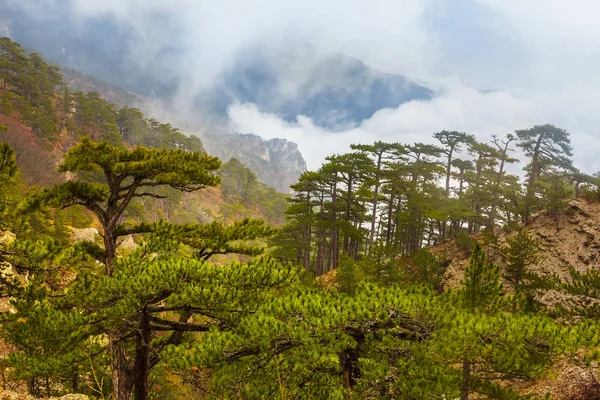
[{"xmin": 16, "ymin": 0, "xmax": 600, "ymax": 173}]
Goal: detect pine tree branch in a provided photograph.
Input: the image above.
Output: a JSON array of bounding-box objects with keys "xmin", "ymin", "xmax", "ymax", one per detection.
[
  {"xmin": 130, "ymin": 192, "xmax": 168, "ymax": 199},
  {"xmin": 148, "ymin": 315, "xmax": 213, "ymax": 332}
]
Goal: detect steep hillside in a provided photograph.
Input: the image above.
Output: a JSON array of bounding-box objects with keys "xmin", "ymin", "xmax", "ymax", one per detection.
[
  {"xmin": 0, "ymin": 114, "xmax": 287, "ymax": 228},
  {"xmin": 438, "ymin": 199, "xmax": 600, "ymax": 290},
  {"xmin": 0, "ymin": 38, "xmax": 288, "ymax": 227},
  {"xmin": 61, "ymin": 67, "xmax": 141, "ymax": 109},
  {"xmin": 55, "ymin": 67, "xmax": 306, "ymax": 192},
  {"xmin": 427, "ymin": 199, "xmax": 600, "ymax": 399}
]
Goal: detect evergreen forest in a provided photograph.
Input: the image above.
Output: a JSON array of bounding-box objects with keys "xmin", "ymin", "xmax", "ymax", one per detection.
[{"xmin": 2, "ymin": 37, "xmax": 600, "ymax": 400}]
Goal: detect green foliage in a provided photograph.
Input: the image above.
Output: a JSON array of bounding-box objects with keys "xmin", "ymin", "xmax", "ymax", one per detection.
[
  {"xmin": 0, "ymin": 142, "xmax": 17, "ymax": 179},
  {"xmin": 334, "ymin": 254, "xmax": 361, "ymax": 294},
  {"xmin": 272, "ymin": 130, "xmax": 538, "ymax": 278},
  {"xmin": 461, "ymin": 243, "xmax": 504, "ymax": 313},
  {"xmin": 501, "ymin": 227, "xmax": 541, "ymax": 291},
  {"xmin": 0, "ymin": 39, "xmax": 61, "ymax": 140},
  {"xmin": 0, "ymin": 37, "xmax": 590, "ymax": 400},
  {"xmin": 0, "ymin": 239, "xmax": 100, "ymax": 396},
  {"xmin": 17, "ymin": 136, "xmax": 288, "ymax": 400},
  {"xmin": 456, "ymin": 229, "xmax": 475, "ymax": 253},
  {"xmin": 218, "ymin": 158, "xmax": 288, "ymax": 224},
  {"xmin": 538, "ymin": 174, "xmax": 571, "ymax": 224},
  {"xmin": 0, "ymin": 142, "xmax": 20, "ymax": 228},
  {"xmin": 433, "ymin": 310, "xmax": 566, "ymax": 400},
  {"xmin": 165, "ymin": 284, "xmax": 442, "ymax": 399},
  {"xmin": 404, "ymin": 248, "xmax": 448, "ymax": 291},
  {"xmin": 116, "ymin": 218, "xmax": 276, "ymax": 260},
  {"xmin": 516, "ymin": 124, "xmax": 574, "ymax": 222}
]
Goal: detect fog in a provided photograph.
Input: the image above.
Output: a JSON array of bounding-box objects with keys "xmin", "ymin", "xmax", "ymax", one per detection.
[{"xmin": 12, "ymin": 0, "xmax": 600, "ymax": 172}]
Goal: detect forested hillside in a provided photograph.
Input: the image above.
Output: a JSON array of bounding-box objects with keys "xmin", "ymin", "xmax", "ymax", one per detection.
[
  {"xmin": 3, "ymin": 36, "xmax": 600, "ymax": 400},
  {"xmin": 0, "ymin": 37, "xmax": 288, "ymax": 227}
]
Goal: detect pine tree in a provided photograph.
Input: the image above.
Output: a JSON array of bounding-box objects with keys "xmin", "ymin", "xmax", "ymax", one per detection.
[
  {"xmin": 538, "ymin": 173, "xmax": 570, "ymax": 228},
  {"xmin": 26, "ymin": 138, "xmax": 285, "ymax": 400},
  {"xmin": 461, "ymin": 242, "xmax": 504, "ymax": 313},
  {"xmin": 0, "ymin": 241, "xmax": 98, "ymax": 397},
  {"xmin": 488, "ymin": 134, "xmax": 518, "ymax": 227},
  {"xmin": 516, "ymin": 124, "xmax": 573, "ymax": 222},
  {"xmin": 350, "ymin": 141, "xmax": 404, "ymax": 251},
  {"xmin": 435, "ymin": 310, "xmax": 564, "ymax": 400},
  {"xmin": 0, "ymin": 142, "xmax": 20, "ymax": 229},
  {"xmin": 165, "ymin": 284, "xmax": 442, "ymax": 399},
  {"xmin": 436, "ymin": 243, "xmax": 565, "ymax": 400},
  {"xmin": 29, "ymin": 137, "xmax": 221, "ymax": 274},
  {"xmin": 501, "ymin": 227, "xmax": 540, "ymax": 291}
]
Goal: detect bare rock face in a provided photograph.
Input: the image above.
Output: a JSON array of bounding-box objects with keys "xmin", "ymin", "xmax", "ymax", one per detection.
[
  {"xmin": 0, "ymin": 231, "xmax": 16, "ymax": 245},
  {"xmin": 203, "ymin": 132, "xmax": 307, "ymax": 193},
  {"xmin": 435, "ymin": 199, "xmax": 600, "ymax": 290},
  {"xmin": 117, "ymin": 235, "xmax": 138, "ymax": 254},
  {"xmin": 69, "ymin": 227, "xmax": 99, "ymax": 243}
]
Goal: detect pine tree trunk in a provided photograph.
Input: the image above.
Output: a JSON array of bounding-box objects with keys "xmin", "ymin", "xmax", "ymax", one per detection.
[
  {"xmin": 386, "ymin": 191, "xmax": 395, "ymax": 248},
  {"xmin": 344, "ymin": 177, "xmax": 353, "ymax": 253},
  {"xmin": 524, "ymin": 133, "xmax": 545, "ymax": 223},
  {"xmin": 112, "ymin": 339, "xmax": 133, "ymax": 400},
  {"xmin": 304, "ymin": 225, "xmax": 312, "ymax": 271},
  {"xmin": 461, "ymin": 358, "xmax": 471, "ymax": 400},
  {"xmin": 339, "ymin": 340, "xmax": 363, "ymax": 396},
  {"xmin": 330, "ymin": 179, "xmax": 338, "ymax": 271},
  {"xmin": 368, "ymin": 152, "xmax": 383, "ymax": 251},
  {"xmin": 28, "ymin": 377, "xmax": 39, "ymax": 397},
  {"xmin": 133, "ymin": 307, "xmax": 151, "ymax": 400},
  {"xmin": 71, "ymin": 367, "xmax": 78, "ymax": 393},
  {"xmin": 104, "ymin": 230, "xmax": 117, "ymax": 277}
]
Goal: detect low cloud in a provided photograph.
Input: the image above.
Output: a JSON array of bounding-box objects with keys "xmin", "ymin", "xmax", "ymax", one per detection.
[
  {"xmin": 13, "ymin": 0, "xmax": 600, "ymax": 176},
  {"xmin": 228, "ymin": 84, "xmax": 600, "ymax": 174}
]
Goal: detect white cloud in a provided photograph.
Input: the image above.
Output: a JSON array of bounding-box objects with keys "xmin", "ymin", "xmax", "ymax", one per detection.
[
  {"xmin": 227, "ymin": 86, "xmax": 534, "ymax": 170},
  {"xmin": 37, "ymin": 0, "xmax": 600, "ymax": 176},
  {"xmin": 228, "ymin": 82, "xmax": 600, "ymax": 175},
  {"xmin": 70, "ymin": 0, "xmax": 436, "ymax": 91}
]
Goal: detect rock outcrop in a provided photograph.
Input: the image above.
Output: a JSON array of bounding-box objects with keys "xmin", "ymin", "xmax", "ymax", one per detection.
[
  {"xmin": 438, "ymin": 199, "xmax": 600, "ymax": 290},
  {"xmin": 203, "ymin": 132, "xmax": 306, "ymax": 193}
]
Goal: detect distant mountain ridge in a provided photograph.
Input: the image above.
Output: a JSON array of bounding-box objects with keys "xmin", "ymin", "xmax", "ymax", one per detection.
[
  {"xmin": 200, "ymin": 41, "xmax": 433, "ymax": 128},
  {"xmin": 4, "ymin": 1, "xmax": 434, "ymax": 190},
  {"xmin": 5, "ymin": 1, "xmax": 433, "ymax": 127},
  {"xmin": 204, "ymin": 132, "xmax": 307, "ymax": 193}
]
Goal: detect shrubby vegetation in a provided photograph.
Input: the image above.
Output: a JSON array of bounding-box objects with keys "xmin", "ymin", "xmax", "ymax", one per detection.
[{"xmin": 1, "ymin": 37, "xmax": 600, "ymax": 400}]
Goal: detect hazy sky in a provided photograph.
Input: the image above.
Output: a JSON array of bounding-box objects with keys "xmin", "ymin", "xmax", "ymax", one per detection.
[{"xmin": 34, "ymin": 0, "xmax": 600, "ymax": 171}]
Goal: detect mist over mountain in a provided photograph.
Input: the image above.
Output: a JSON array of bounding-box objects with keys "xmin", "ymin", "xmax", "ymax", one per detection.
[
  {"xmin": 4, "ymin": 0, "xmax": 432, "ymax": 130},
  {"xmin": 2, "ymin": 0, "xmax": 436, "ymax": 190},
  {"xmin": 6, "ymin": 0, "xmax": 182, "ymax": 98},
  {"xmin": 199, "ymin": 41, "xmax": 433, "ymax": 128}
]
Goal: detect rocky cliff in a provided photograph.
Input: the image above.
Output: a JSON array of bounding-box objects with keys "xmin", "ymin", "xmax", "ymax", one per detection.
[{"xmin": 203, "ymin": 132, "xmax": 306, "ymax": 193}]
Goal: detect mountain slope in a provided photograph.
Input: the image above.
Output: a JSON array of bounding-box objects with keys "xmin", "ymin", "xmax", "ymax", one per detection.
[
  {"xmin": 438, "ymin": 199, "xmax": 600, "ymax": 291},
  {"xmin": 4, "ymin": 1, "xmax": 433, "ymax": 193},
  {"xmin": 204, "ymin": 132, "xmax": 306, "ymax": 193},
  {"xmin": 200, "ymin": 41, "xmax": 433, "ymax": 128}
]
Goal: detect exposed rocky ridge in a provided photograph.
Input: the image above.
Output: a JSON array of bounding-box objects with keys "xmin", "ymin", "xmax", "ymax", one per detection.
[
  {"xmin": 430, "ymin": 198, "xmax": 600, "ymax": 399},
  {"xmin": 438, "ymin": 199, "xmax": 600, "ymax": 290},
  {"xmin": 203, "ymin": 132, "xmax": 306, "ymax": 193}
]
